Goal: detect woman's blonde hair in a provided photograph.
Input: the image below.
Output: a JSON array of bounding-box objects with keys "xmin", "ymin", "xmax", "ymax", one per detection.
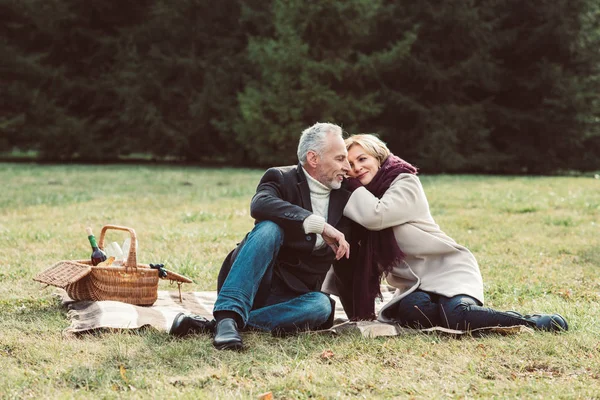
[{"xmin": 344, "ymin": 134, "xmax": 391, "ymax": 165}]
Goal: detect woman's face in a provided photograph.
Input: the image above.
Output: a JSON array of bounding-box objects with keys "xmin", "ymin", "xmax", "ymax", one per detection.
[{"xmin": 347, "ymin": 144, "xmax": 380, "ymax": 185}]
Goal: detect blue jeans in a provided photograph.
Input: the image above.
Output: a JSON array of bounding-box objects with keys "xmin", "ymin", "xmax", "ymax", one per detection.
[
  {"xmin": 385, "ymin": 290, "xmax": 536, "ymax": 330},
  {"xmin": 213, "ymin": 220, "xmax": 332, "ymax": 332}
]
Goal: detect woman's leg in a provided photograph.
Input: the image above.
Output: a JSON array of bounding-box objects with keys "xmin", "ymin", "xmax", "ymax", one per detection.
[
  {"xmin": 438, "ymin": 295, "xmax": 568, "ymax": 331},
  {"xmin": 382, "ymin": 290, "xmax": 440, "ymax": 328}
]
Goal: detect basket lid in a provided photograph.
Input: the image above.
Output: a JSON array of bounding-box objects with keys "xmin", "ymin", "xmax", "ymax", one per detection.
[
  {"xmin": 33, "ymin": 260, "xmax": 92, "ymax": 288},
  {"xmin": 163, "ymin": 269, "xmax": 193, "ymax": 284}
]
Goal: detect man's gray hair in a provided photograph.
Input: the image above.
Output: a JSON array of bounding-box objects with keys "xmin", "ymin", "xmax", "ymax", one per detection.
[{"xmin": 297, "ymin": 122, "xmax": 343, "ymax": 164}]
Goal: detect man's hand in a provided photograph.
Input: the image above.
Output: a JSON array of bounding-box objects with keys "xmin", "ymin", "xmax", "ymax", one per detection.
[{"xmin": 322, "ymin": 223, "xmax": 350, "ymax": 260}]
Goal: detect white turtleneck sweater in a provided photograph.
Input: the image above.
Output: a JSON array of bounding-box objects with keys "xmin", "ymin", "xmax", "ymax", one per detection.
[{"xmin": 301, "ymin": 167, "xmax": 331, "ymax": 249}]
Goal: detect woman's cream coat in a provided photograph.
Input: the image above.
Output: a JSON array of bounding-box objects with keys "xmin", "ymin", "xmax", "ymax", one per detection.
[{"xmin": 343, "ymin": 173, "xmax": 484, "ymax": 322}]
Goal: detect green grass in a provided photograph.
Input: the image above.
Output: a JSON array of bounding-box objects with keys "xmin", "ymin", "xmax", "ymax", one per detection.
[{"xmin": 1, "ymin": 163, "xmax": 599, "ymax": 399}]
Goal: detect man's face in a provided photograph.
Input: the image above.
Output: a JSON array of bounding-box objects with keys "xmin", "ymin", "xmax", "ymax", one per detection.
[{"xmin": 315, "ymin": 133, "xmax": 350, "ymax": 189}]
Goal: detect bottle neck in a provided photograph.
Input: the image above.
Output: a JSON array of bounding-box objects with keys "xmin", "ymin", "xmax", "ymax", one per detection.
[{"xmin": 88, "ymin": 235, "xmax": 99, "ymax": 250}]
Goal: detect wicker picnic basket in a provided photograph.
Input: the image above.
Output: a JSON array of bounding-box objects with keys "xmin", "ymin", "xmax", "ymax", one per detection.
[{"xmin": 34, "ymin": 225, "xmax": 192, "ymax": 306}]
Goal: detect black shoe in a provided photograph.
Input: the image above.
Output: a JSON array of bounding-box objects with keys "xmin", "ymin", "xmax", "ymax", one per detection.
[
  {"xmin": 170, "ymin": 312, "xmax": 216, "ymax": 337},
  {"xmin": 525, "ymin": 314, "xmax": 569, "ymax": 332},
  {"xmin": 503, "ymin": 311, "xmax": 568, "ymax": 332},
  {"xmin": 212, "ymin": 318, "xmax": 243, "ymax": 350}
]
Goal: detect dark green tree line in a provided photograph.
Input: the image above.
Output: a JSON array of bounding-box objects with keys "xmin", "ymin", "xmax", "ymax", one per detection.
[{"xmin": 1, "ymin": 0, "xmax": 599, "ymax": 172}]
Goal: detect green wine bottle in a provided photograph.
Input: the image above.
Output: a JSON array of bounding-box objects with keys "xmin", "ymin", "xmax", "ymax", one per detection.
[{"xmin": 86, "ymin": 227, "xmax": 107, "ymax": 266}]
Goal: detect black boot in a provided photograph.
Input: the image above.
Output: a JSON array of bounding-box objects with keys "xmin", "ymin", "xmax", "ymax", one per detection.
[
  {"xmin": 170, "ymin": 313, "xmax": 216, "ymax": 337},
  {"xmin": 213, "ymin": 318, "xmax": 244, "ymax": 350},
  {"xmin": 505, "ymin": 311, "xmax": 568, "ymax": 332}
]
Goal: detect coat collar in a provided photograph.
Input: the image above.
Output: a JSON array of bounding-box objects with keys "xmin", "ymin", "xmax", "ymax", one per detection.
[{"xmin": 296, "ymin": 163, "xmax": 312, "ymax": 212}]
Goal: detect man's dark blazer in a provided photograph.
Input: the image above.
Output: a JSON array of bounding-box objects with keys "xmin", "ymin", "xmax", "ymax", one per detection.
[{"xmin": 217, "ymin": 163, "xmax": 354, "ymax": 318}]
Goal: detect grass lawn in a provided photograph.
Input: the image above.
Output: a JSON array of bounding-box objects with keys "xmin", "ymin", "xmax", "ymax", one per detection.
[{"xmin": 1, "ymin": 163, "xmax": 599, "ymax": 399}]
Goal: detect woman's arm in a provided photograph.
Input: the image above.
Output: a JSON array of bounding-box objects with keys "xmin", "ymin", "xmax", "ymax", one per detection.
[{"xmin": 343, "ymin": 174, "xmax": 429, "ymax": 231}]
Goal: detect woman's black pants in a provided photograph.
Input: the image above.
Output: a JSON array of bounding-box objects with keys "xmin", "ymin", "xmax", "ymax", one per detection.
[{"xmin": 384, "ymin": 290, "xmax": 535, "ymax": 330}]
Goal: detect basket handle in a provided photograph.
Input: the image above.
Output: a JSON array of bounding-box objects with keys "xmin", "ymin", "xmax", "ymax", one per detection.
[{"xmin": 98, "ymin": 225, "xmax": 137, "ymax": 268}]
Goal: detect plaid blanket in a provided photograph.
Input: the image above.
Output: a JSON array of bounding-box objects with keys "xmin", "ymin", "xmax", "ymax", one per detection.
[
  {"xmin": 60, "ymin": 290, "xmax": 219, "ymax": 335},
  {"xmin": 59, "ymin": 289, "xmax": 388, "ymax": 335},
  {"xmin": 59, "ymin": 288, "xmax": 532, "ymax": 337}
]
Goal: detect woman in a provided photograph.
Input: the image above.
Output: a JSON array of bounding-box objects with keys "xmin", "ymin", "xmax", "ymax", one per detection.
[{"xmin": 341, "ymin": 134, "xmax": 568, "ymax": 332}]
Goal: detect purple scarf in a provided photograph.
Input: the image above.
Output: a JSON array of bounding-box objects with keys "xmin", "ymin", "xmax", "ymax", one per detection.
[{"xmin": 347, "ymin": 154, "xmax": 418, "ymax": 320}]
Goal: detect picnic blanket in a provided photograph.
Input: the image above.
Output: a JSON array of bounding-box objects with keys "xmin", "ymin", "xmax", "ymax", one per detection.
[{"xmin": 58, "ymin": 287, "xmax": 533, "ymax": 337}]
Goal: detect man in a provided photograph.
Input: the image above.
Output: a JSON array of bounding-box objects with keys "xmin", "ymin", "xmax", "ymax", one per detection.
[{"xmin": 170, "ymin": 122, "xmax": 354, "ymax": 350}]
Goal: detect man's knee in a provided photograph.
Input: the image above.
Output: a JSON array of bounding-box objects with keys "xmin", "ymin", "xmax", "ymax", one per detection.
[
  {"xmin": 267, "ymin": 292, "xmax": 332, "ymax": 335},
  {"xmin": 304, "ymin": 292, "xmax": 332, "ymax": 323},
  {"xmin": 252, "ymin": 220, "xmax": 284, "ymax": 245}
]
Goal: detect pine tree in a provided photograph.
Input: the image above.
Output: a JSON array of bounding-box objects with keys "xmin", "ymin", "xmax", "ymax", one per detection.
[
  {"xmin": 489, "ymin": 0, "xmax": 600, "ymax": 172},
  {"xmin": 362, "ymin": 0, "xmax": 506, "ymax": 172},
  {"xmin": 234, "ymin": 0, "xmax": 391, "ymax": 165}
]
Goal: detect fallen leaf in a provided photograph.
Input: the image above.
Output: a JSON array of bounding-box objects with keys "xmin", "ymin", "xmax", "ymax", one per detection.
[
  {"xmin": 320, "ymin": 349, "xmax": 335, "ymax": 360},
  {"xmin": 119, "ymin": 364, "xmax": 129, "ymax": 383}
]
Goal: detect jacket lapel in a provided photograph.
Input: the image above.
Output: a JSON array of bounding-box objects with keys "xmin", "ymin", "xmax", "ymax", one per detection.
[
  {"xmin": 296, "ymin": 164, "xmax": 312, "ymax": 212},
  {"xmin": 327, "ymin": 187, "xmax": 351, "ymax": 227}
]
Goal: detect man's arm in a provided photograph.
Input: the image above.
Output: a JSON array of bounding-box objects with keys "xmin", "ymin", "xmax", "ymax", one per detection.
[
  {"xmin": 250, "ymin": 167, "xmax": 313, "ymax": 229},
  {"xmin": 251, "ymin": 167, "xmax": 350, "ymax": 257},
  {"xmin": 250, "ymin": 167, "xmax": 322, "ymax": 252}
]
